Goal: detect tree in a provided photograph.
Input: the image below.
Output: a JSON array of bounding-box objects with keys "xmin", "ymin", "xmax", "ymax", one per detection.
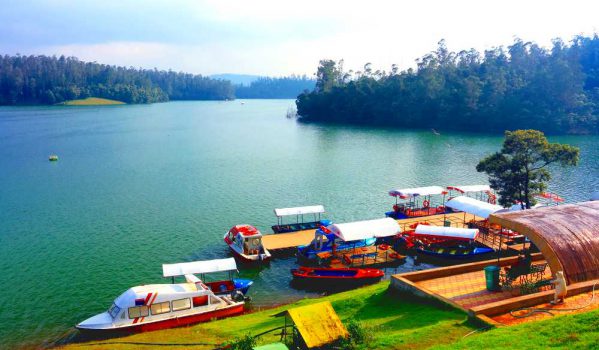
[
  {"xmin": 315, "ymin": 59, "xmax": 343, "ymax": 93},
  {"xmin": 476, "ymin": 130, "xmax": 579, "ymax": 208}
]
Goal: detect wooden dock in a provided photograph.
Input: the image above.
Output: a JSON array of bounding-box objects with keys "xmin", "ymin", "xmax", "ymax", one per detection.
[{"xmin": 262, "ymin": 212, "xmax": 481, "ymax": 251}]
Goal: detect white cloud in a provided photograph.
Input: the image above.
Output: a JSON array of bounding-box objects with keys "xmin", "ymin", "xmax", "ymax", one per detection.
[{"xmin": 21, "ymin": 0, "xmax": 599, "ymax": 76}]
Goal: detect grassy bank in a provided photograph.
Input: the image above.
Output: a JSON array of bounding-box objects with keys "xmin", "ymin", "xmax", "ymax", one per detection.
[
  {"xmin": 58, "ymin": 281, "xmax": 478, "ymax": 350},
  {"xmin": 58, "ymin": 97, "xmax": 125, "ymax": 106},
  {"xmin": 432, "ymin": 308, "xmax": 599, "ymax": 350}
]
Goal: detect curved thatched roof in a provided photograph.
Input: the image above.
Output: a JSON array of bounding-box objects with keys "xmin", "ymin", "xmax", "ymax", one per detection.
[{"xmin": 489, "ymin": 201, "xmax": 599, "ymax": 284}]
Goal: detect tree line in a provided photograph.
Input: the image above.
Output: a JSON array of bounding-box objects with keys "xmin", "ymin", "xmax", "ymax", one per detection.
[
  {"xmin": 0, "ymin": 55, "xmax": 235, "ymax": 104},
  {"xmin": 296, "ymin": 35, "xmax": 599, "ymax": 134},
  {"xmin": 235, "ymin": 75, "xmax": 315, "ymax": 99}
]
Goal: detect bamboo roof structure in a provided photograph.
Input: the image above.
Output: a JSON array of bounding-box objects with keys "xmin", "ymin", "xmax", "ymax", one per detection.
[{"xmin": 489, "ymin": 201, "xmax": 599, "ymax": 284}]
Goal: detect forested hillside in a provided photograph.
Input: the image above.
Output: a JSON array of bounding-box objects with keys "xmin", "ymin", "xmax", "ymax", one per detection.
[
  {"xmin": 297, "ymin": 35, "xmax": 599, "ymax": 134},
  {"xmin": 0, "ymin": 55, "xmax": 234, "ymax": 104},
  {"xmin": 235, "ymin": 75, "xmax": 315, "ymax": 98}
]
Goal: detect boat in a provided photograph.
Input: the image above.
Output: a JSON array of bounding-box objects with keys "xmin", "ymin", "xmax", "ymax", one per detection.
[
  {"xmin": 76, "ymin": 272, "xmax": 244, "ymax": 333},
  {"xmin": 48, "ymin": 154, "xmax": 58, "ymax": 161},
  {"xmin": 308, "ymin": 218, "xmax": 406, "ymax": 268},
  {"xmin": 385, "ymin": 186, "xmax": 449, "ymax": 219},
  {"xmin": 297, "ymin": 226, "xmax": 376, "ymax": 260},
  {"xmin": 224, "ymin": 224, "xmax": 271, "ymax": 263},
  {"xmin": 162, "ymin": 258, "xmax": 253, "ymax": 297},
  {"xmin": 271, "ymin": 205, "xmax": 331, "ymax": 233},
  {"xmin": 291, "ymin": 266, "xmax": 384, "ymax": 286},
  {"xmin": 404, "ymin": 224, "xmax": 494, "ymax": 259}
]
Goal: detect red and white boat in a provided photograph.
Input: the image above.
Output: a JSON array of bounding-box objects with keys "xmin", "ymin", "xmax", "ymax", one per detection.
[
  {"xmin": 224, "ymin": 224, "xmax": 271, "ymax": 263},
  {"xmin": 76, "ymin": 263, "xmax": 244, "ymax": 333}
]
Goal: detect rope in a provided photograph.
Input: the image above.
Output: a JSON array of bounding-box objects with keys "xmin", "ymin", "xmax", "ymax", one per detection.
[{"xmin": 509, "ymin": 281, "xmax": 598, "ymax": 319}]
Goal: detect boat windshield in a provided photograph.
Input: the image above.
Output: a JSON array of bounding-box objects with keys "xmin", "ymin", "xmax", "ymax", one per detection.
[{"xmin": 108, "ymin": 303, "xmax": 121, "ymax": 319}]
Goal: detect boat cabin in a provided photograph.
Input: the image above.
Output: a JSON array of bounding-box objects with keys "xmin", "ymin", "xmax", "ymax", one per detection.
[
  {"xmin": 226, "ymin": 225, "xmax": 265, "ymax": 255},
  {"xmin": 224, "ymin": 224, "xmax": 271, "ymax": 262},
  {"xmin": 272, "ymin": 205, "xmax": 331, "ymax": 233},
  {"xmin": 386, "ymin": 186, "xmax": 448, "ymax": 219}
]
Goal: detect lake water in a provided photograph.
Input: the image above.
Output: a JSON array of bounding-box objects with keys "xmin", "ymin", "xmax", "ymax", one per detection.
[{"xmin": 0, "ymin": 100, "xmax": 597, "ymax": 348}]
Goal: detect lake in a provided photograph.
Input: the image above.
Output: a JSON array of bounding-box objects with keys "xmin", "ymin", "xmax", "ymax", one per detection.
[{"xmin": 0, "ymin": 100, "xmax": 597, "ymax": 349}]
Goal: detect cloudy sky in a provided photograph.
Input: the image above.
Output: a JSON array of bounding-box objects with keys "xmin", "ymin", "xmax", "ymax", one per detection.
[{"xmin": 1, "ymin": 0, "xmax": 598, "ymax": 76}]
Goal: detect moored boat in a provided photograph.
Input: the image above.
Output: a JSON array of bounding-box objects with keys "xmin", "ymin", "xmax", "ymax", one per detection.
[
  {"xmin": 404, "ymin": 224, "xmax": 494, "ymax": 259},
  {"xmin": 162, "ymin": 258, "xmax": 253, "ymax": 297},
  {"xmin": 224, "ymin": 224, "xmax": 272, "ymax": 263},
  {"xmin": 313, "ymin": 218, "xmax": 406, "ymax": 268},
  {"xmin": 291, "ymin": 266, "xmax": 384, "ymax": 286},
  {"xmin": 271, "ymin": 205, "xmax": 331, "ymax": 233},
  {"xmin": 76, "ymin": 275, "xmax": 244, "ymax": 333},
  {"xmin": 297, "ymin": 226, "xmax": 376, "ymax": 260},
  {"xmin": 385, "ymin": 186, "xmax": 449, "ymax": 219}
]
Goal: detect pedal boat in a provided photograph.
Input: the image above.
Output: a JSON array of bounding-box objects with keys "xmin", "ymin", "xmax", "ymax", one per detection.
[
  {"xmin": 76, "ymin": 275, "xmax": 244, "ymax": 333},
  {"xmin": 224, "ymin": 224, "xmax": 271, "ymax": 263}
]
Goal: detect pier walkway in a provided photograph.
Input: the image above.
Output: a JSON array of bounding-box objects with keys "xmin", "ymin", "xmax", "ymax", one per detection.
[{"xmin": 262, "ymin": 212, "xmax": 480, "ymax": 251}]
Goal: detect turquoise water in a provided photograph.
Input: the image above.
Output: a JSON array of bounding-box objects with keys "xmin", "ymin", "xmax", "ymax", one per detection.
[{"xmin": 0, "ymin": 100, "xmax": 597, "ymax": 348}]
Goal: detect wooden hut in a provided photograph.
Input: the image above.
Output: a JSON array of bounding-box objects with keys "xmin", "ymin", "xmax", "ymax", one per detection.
[{"xmin": 489, "ymin": 201, "xmax": 599, "ymax": 284}]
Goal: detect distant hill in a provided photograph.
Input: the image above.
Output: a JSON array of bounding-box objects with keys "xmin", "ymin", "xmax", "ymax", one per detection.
[
  {"xmin": 0, "ymin": 55, "xmax": 234, "ymax": 105},
  {"xmin": 210, "ymin": 73, "xmax": 262, "ymax": 86},
  {"xmin": 235, "ymin": 76, "xmax": 316, "ymax": 99}
]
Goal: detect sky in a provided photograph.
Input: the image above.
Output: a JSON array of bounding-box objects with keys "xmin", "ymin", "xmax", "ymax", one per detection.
[{"xmin": 1, "ymin": 0, "xmax": 598, "ymax": 77}]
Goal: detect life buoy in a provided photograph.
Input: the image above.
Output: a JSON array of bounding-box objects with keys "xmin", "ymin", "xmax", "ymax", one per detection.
[
  {"xmin": 422, "ymin": 200, "xmax": 430, "ymax": 208},
  {"xmin": 489, "ymin": 197, "xmax": 496, "ymax": 204}
]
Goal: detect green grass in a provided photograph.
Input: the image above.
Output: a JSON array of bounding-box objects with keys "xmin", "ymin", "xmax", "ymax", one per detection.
[
  {"xmin": 432, "ymin": 308, "xmax": 599, "ymax": 350},
  {"xmin": 58, "ymin": 97, "xmax": 125, "ymax": 106},
  {"xmin": 58, "ymin": 281, "xmax": 478, "ymax": 350}
]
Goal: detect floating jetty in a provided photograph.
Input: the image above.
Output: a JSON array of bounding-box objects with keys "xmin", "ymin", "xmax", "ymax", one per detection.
[{"xmin": 262, "ymin": 212, "xmax": 480, "ymax": 251}]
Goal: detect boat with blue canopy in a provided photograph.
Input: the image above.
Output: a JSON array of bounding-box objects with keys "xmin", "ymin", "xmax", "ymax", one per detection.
[{"xmin": 297, "ymin": 218, "xmax": 401, "ymax": 262}]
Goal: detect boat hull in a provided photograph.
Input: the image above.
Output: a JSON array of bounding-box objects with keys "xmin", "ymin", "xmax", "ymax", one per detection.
[
  {"xmin": 77, "ymin": 303, "xmax": 244, "ymax": 334},
  {"xmin": 228, "ymin": 246, "xmax": 271, "ymax": 263},
  {"xmin": 291, "ymin": 267, "xmax": 384, "ymax": 287}
]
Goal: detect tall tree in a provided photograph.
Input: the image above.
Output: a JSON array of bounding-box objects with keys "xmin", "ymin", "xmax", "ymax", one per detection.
[
  {"xmin": 315, "ymin": 59, "xmax": 343, "ymax": 93},
  {"xmin": 476, "ymin": 130, "xmax": 579, "ymax": 208}
]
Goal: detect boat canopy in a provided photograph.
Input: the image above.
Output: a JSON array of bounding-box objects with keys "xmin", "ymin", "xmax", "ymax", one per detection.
[
  {"xmin": 446, "ymin": 185, "xmax": 491, "ymax": 193},
  {"xmin": 162, "ymin": 258, "xmax": 237, "ymax": 278},
  {"xmin": 388, "ymin": 186, "xmax": 447, "ymax": 198},
  {"xmin": 414, "ymin": 224, "xmax": 479, "ymax": 240},
  {"xmin": 328, "ymin": 218, "xmax": 400, "ymax": 241},
  {"xmin": 274, "ymin": 205, "xmax": 325, "ymax": 217},
  {"xmin": 446, "ymin": 196, "xmax": 504, "ymax": 219}
]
